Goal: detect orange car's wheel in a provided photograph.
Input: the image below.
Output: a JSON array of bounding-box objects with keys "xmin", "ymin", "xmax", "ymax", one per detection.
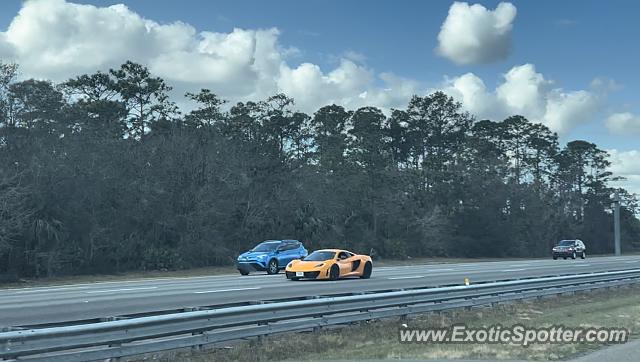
[
  {"xmin": 361, "ymin": 262, "xmax": 372, "ymax": 279},
  {"xmin": 329, "ymin": 264, "xmax": 340, "ymax": 281}
]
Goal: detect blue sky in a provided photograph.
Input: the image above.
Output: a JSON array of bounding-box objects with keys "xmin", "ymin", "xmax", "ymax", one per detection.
[
  {"xmin": 9, "ymin": 0, "xmax": 630, "ymax": 94},
  {"xmin": 25, "ymin": 0, "xmax": 635, "ymax": 97},
  {"xmin": 0, "ymin": 0, "xmax": 638, "ymax": 192}
]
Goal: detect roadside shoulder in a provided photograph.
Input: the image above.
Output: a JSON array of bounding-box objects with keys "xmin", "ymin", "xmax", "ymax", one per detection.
[{"xmin": 569, "ymin": 339, "xmax": 640, "ymax": 362}]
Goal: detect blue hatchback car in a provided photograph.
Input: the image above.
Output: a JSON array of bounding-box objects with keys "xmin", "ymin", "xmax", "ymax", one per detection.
[{"xmin": 236, "ymin": 240, "xmax": 308, "ymax": 275}]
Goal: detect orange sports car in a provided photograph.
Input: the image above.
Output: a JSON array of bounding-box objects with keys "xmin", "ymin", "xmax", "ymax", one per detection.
[{"xmin": 285, "ymin": 249, "xmax": 372, "ymax": 280}]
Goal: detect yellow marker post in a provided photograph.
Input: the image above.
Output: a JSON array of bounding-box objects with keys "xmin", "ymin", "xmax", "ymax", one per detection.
[{"xmin": 464, "ymin": 277, "xmax": 470, "ymax": 286}]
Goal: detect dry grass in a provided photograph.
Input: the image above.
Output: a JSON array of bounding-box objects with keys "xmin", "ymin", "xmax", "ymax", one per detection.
[{"xmin": 144, "ymin": 285, "xmax": 640, "ymax": 362}]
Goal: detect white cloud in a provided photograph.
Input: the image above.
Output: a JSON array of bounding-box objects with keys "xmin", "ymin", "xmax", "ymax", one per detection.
[
  {"xmin": 0, "ymin": 0, "xmax": 420, "ymax": 113},
  {"xmin": 590, "ymin": 77, "xmax": 622, "ymax": 93},
  {"xmin": 342, "ymin": 50, "xmax": 367, "ymax": 63},
  {"xmin": 442, "ymin": 64, "xmax": 603, "ymax": 135},
  {"xmin": 0, "ymin": 33, "xmax": 14, "ymax": 59},
  {"xmin": 443, "ymin": 73, "xmax": 502, "ymax": 119},
  {"xmin": 608, "ymin": 149, "xmax": 640, "ymax": 196},
  {"xmin": 0, "ymin": 0, "xmax": 613, "ymax": 132},
  {"xmin": 436, "ymin": 2, "xmax": 517, "ymax": 65},
  {"xmin": 496, "ymin": 64, "xmax": 550, "ymax": 118},
  {"xmin": 543, "ymin": 89, "xmax": 600, "ymax": 136},
  {"xmin": 276, "ymin": 60, "xmax": 420, "ymax": 113},
  {"xmin": 606, "ymin": 113, "xmax": 640, "ymax": 136},
  {"xmin": 2, "ymin": 0, "xmax": 184, "ymax": 80}
]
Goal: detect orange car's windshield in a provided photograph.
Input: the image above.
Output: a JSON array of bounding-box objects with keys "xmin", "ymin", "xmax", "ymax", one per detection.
[{"xmin": 304, "ymin": 251, "xmax": 336, "ymax": 261}]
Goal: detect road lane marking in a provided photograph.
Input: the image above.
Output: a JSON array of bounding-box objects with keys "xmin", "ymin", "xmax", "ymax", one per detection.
[
  {"xmin": 376, "ymin": 266, "xmax": 427, "ymax": 270},
  {"xmin": 374, "ymin": 265, "xmax": 454, "ymax": 273},
  {"xmin": 10, "ymin": 286, "xmax": 90, "ymax": 294},
  {"xmin": 86, "ymin": 287, "xmax": 158, "ymax": 294},
  {"xmin": 0, "ymin": 274, "xmax": 248, "ymax": 292},
  {"xmin": 501, "ymin": 268, "xmax": 526, "ymax": 272},
  {"xmin": 385, "ymin": 268, "xmax": 453, "ymax": 274},
  {"xmin": 388, "ymin": 275, "xmax": 424, "ymax": 280},
  {"xmin": 194, "ymin": 287, "xmax": 261, "ymax": 294}
]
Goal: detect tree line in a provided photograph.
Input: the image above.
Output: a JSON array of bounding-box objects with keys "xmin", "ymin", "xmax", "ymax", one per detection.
[{"xmin": 1, "ymin": 61, "xmax": 638, "ymax": 279}]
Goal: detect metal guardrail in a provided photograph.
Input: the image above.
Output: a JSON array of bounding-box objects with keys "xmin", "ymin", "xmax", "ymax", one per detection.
[{"xmin": 1, "ymin": 269, "xmax": 640, "ymax": 361}]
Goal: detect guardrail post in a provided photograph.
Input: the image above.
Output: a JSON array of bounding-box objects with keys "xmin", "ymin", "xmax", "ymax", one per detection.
[
  {"xmin": 306, "ymin": 296, "xmax": 324, "ymax": 332},
  {"xmin": 399, "ymin": 313, "xmax": 409, "ymax": 323},
  {"xmin": 192, "ymin": 331, "xmax": 205, "ymax": 351},
  {"xmin": 183, "ymin": 308, "xmax": 206, "ymax": 351},
  {"xmin": 107, "ymin": 348, "xmax": 121, "ymax": 362},
  {"xmin": 355, "ymin": 292, "xmax": 371, "ymax": 315},
  {"xmin": 253, "ymin": 301, "xmax": 270, "ymax": 343},
  {"xmin": 99, "ymin": 317, "xmax": 123, "ymax": 362},
  {"xmin": 0, "ymin": 327, "xmax": 16, "ymax": 361}
]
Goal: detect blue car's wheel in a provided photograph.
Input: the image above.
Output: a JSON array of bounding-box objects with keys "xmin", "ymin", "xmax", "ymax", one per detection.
[{"xmin": 267, "ymin": 259, "xmax": 279, "ymax": 275}]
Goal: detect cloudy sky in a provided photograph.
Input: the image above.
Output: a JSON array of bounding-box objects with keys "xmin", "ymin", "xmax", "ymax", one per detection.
[{"xmin": 0, "ymin": 0, "xmax": 638, "ymax": 195}]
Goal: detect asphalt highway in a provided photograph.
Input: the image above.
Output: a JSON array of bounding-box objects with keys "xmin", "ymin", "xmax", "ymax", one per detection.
[{"xmin": 1, "ymin": 255, "xmax": 640, "ymax": 327}]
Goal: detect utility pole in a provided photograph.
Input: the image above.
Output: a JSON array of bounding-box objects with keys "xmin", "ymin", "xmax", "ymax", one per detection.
[{"xmin": 612, "ymin": 191, "xmax": 621, "ymax": 256}]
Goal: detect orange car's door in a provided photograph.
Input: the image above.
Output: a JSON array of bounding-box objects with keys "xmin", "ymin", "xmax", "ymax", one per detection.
[{"xmin": 336, "ymin": 252, "xmax": 358, "ymax": 276}]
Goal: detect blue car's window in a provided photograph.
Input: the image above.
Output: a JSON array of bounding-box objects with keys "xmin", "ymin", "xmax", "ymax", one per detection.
[
  {"xmin": 281, "ymin": 242, "xmax": 300, "ymax": 251},
  {"xmin": 252, "ymin": 242, "xmax": 280, "ymax": 252},
  {"xmin": 305, "ymin": 251, "xmax": 336, "ymax": 261}
]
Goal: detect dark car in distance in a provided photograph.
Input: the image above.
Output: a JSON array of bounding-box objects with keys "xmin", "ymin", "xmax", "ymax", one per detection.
[
  {"xmin": 552, "ymin": 239, "xmax": 586, "ymax": 260},
  {"xmin": 236, "ymin": 240, "xmax": 308, "ymax": 275}
]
